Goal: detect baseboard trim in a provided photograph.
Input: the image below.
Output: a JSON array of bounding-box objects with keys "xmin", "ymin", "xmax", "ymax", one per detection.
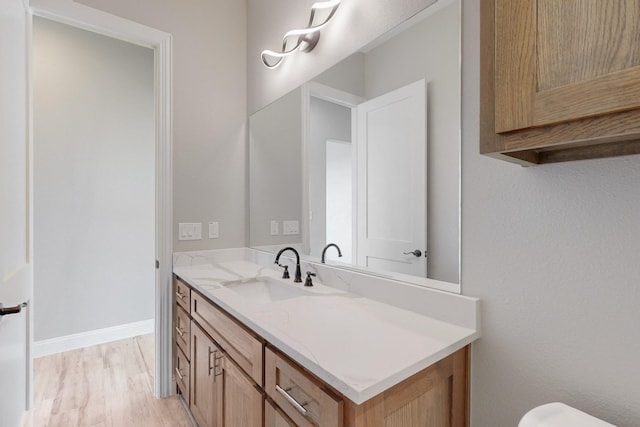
[{"xmin": 33, "ymin": 319, "xmax": 154, "ymax": 358}]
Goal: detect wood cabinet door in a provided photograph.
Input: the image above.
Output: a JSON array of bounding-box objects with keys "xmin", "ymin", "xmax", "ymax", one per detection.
[
  {"xmin": 190, "ymin": 322, "xmax": 222, "ymax": 427},
  {"xmin": 219, "ymin": 353, "xmax": 263, "ymax": 427},
  {"xmin": 265, "ymin": 399, "xmax": 298, "ymax": 427},
  {"xmin": 494, "ymin": 0, "xmax": 640, "ymax": 133}
]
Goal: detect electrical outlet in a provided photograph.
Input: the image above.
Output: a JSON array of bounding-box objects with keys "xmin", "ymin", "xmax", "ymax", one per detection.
[
  {"xmin": 283, "ymin": 220, "xmax": 299, "ymax": 235},
  {"xmin": 178, "ymin": 223, "xmax": 202, "ymax": 241},
  {"xmin": 208, "ymin": 222, "xmax": 219, "ymax": 239}
]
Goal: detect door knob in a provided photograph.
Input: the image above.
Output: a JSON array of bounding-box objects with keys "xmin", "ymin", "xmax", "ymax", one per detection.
[
  {"xmin": 403, "ymin": 250, "xmax": 422, "ymax": 257},
  {"xmin": 0, "ymin": 302, "xmax": 27, "ymax": 316}
]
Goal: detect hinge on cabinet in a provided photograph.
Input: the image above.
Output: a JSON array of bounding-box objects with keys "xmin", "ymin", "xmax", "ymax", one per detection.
[{"xmin": 155, "ymin": 259, "xmax": 160, "ymax": 269}]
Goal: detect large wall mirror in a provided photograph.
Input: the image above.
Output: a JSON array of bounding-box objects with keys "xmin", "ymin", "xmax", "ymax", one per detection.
[{"xmin": 249, "ymin": 0, "xmax": 460, "ymax": 293}]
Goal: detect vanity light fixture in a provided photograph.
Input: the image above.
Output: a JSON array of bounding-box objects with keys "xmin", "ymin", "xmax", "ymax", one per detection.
[{"xmin": 261, "ymin": 0, "xmax": 342, "ymax": 69}]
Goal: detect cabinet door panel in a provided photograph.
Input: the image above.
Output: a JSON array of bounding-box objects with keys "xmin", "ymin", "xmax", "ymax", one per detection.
[
  {"xmin": 266, "ymin": 399, "xmax": 298, "ymax": 427},
  {"xmin": 494, "ymin": 0, "xmax": 640, "ymax": 133},
  {"xmin": 220, "ymin": 355, "xmax": 263, "ymax": 427},
  {"xmin": 190, "ymin": 322, "xmax": 220, "ymax": 427}
]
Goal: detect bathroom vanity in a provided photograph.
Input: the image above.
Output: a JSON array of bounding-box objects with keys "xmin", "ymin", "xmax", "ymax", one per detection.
[{"xmin": 172, "ymin": 249, "xmax": 479, "ymax": 427}]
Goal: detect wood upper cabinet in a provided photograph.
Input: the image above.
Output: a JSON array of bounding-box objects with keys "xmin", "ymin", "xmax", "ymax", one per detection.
[{"xmin": 481, "ymin": 0, "xmax": 640, "ymax": 164}]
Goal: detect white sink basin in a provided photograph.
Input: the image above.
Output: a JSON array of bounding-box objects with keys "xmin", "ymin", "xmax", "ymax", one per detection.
[{"xmin": 222, "ymin": 277, "xmax": 309, "ymax": 304}]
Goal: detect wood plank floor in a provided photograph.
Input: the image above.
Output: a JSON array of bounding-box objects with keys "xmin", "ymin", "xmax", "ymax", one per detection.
[{"xmin": 24, "ymin": 334, "xmax": 193, "ymax": 427}]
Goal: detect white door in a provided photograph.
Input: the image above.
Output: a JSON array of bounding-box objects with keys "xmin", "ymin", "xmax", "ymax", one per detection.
[
  {"xmin": 0, "ymin": 0, "xmax": 33, "ymax": 426},
  {"xmin": 356, "ymin": 80, "xmax": 427, "ymax": 276}
]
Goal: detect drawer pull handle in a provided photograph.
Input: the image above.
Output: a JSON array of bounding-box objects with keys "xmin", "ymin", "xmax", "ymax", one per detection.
[
  {"xmin": 175, "ymin": 291, "xmax": 186, "ymax": 300},
  {"xmin": 175, "ymin": 367, "xmax": 185, "ymax": 381},
  {"xmin": 209, "ymin": 347, "xmax": 224, "ymax": 382},
  {"xmin": 209, "ymin": 348, "xmax": 224, "ymax": 381},
  {"xmin": 175, "ymin": 326, "xmax": 184, "ymax": 337},
  {"xmin": 276, "ymin": 384, "xmax": 308, "ymax": 416},
  {"xmin": 208, "ymin": 348, "xmax": 215, "ymax": 376}
]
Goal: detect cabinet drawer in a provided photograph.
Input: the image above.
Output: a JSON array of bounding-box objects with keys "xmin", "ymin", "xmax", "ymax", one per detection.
[
  {"xmin": 265, "ymin": 347, "xmax": 343, "ymax": 427},
  {"xmin": 174, "ymin": 278, "xmax": 190, "ymax": 312},
  {"xmin": 175, "ymin": 344, "xmax": 190, "ymax": 402},
  {"xmin": 191, "ymin": 291, "xmax": 263, "ymax": 386},
  {"xmin": 175, "ymin": 305, "xmax": 191, "ymax": 359}
]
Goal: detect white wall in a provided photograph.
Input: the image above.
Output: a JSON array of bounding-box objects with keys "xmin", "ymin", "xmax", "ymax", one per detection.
[
  {"xmin": 249, "ymin": 0, "xmax": 640, "ymax": 425},
  {"xmin": 33, "ymin": 17, "xmax": 155, "ymax": 340},
  {"xmin": 461, "ymin": 1, "xmax": 640, "ymax": 425},
  {"xmin": 77, "ymin": 0, "xmax": 248, "ymax": 252}
]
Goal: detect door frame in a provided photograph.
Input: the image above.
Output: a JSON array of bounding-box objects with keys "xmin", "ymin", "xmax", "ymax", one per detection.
[
  {"xmin": 28, "ymin": 0, "xmax": 174, "ymax": 398},
  {"xmin": 301, "ymin": 82, "xmax": 364, "ymax": 258}
]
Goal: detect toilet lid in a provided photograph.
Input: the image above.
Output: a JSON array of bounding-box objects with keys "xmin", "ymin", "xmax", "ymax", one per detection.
[{"xmin": 519, "ymin": 402, "xmax": 615, "ymax": 427}]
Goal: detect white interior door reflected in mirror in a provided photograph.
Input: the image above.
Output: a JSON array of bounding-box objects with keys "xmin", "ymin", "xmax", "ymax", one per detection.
[{"xmin": 356, "ymin": 80, "xmax": 427, "ymax": 276}]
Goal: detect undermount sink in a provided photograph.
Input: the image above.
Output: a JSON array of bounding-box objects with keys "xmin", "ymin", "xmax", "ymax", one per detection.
[{"xmin": 222, "ymin": 276, "xmax": 309, "ymax": 304}]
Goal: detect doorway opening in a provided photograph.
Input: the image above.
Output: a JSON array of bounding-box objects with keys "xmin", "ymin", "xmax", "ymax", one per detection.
[
  {"xmin": 29, "ymin": 0, "xmax": 173, "ymax": 401},
  {"xmin": 32, "ymin": 11, "xmax": 155, "ymax": 365}
]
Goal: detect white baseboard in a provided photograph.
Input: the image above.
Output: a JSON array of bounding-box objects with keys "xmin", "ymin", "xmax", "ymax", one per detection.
[{"xmin": 33, "ymin": 319, "xmax": 154, "ymax": 358}]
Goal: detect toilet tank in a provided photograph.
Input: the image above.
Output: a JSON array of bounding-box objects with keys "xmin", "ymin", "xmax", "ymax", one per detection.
[{"xmin": 519, "ymin": 402, "xmax": 616, "ymax": 427}]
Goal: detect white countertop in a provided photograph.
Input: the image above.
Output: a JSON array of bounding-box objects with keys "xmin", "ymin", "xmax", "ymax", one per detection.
[{"xmin": 173, "ymin": 257, "xmax": 480, "ymax": 405}]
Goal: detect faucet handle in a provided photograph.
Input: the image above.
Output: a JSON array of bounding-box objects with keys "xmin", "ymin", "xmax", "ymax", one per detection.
[
  {"xmin": 304, "ymin": 271, "xmax": 316, "ymax": 287},
  {"xmin": 278, "ymin": 264, "xmax": 290, "ymax": 279}
]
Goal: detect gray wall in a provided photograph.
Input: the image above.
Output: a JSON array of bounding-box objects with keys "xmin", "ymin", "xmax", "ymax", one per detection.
[
  {"xmin": 249, "ymin": 0, "xmax": 640, "ymax": 426},
  {"xmin": 461, "ymin": 1, "xmax": 640, "ymax": 425},
  {"xmin": 249, "ymin": 88, "xmax": 303, "ymax": 247},
  {"xmin": 33, "ymin": 17, "xmax": 155, "ymax": 340},
  {"xmin": 308, "ymin": 98, "xmax": 352, "ymax": 258},
  {"xmin": 77, "ymin": 0, "xmax": 248, "ymax": 252}
]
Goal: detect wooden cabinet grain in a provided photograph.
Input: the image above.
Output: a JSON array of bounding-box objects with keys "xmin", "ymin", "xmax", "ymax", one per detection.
[
  {"xmin": 219, "ymin": 350, "xmax": 263, "ymax": 427},
  {"xmin": 481, "ymin": 0, "xmax": 640, "ymax": 165},
  {"xmin": 265, "ymin": 399, "xmax": 298, "ymax": 427},
  {"xmin": 174, "ymin": 278, "xmax": 191, "ymax": 403},
  {"xmin": 191, "ymin": 291, "xmax": 263, "ymax": 386},
  {"xmin": 265, "ymin": 347, "xmax": 343, "ymax": 427},
  {"xmin": 190, "ymin": 322, "xmax": 221, "ymax": 427},
  {"xmin": 189, "ymin": 306, "xmax": 263, "ymax": 427}
]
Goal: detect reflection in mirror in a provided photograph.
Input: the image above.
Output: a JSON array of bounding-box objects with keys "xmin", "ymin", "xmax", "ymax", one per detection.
[{"xmin": 249, "ymin": 0, "xmax": 460, "ymax": 291}]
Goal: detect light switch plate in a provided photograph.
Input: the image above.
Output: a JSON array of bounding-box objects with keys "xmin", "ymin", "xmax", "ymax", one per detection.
[
  {"xmin": 283, "ymin": 220, "xmax": 299, "ymax": 235},
  {"xmin": 270, "ymin": 220, "xmax": 279, "ymax": 235},
  {"xmin": 178, "ymin": 222, "xmax": 202, "ymax": 241},
  {"xmin": 208, "ymin": 222, "xmax": 219, "ymax": 239}
]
